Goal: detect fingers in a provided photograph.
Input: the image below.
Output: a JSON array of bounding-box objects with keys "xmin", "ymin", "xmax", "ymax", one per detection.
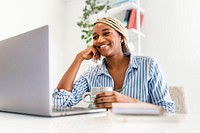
[
  {"xmin": 95, "ymin": 91, "xmax": 114, "ymax": 98},
  {"xmin": 94, "ymin": 92, "xmax": 116, "ymax": 108},
  {"xmin": 95, "ymin": 102, "xmax": 112, "ymax": 109},
  {"xmin": 94, "ymin": 92, "xmax": 136, "ymax": 108},
  {"xmin": 95, "ymin": 95, "xmax": 114, "ymax": 103},
  {"xmin": 90, "ymin": 46, "xmax": 100, "ymax": 61},
  {"xmin": 79, "ymin": 45, "xmax": 100, "ymax": 60}
]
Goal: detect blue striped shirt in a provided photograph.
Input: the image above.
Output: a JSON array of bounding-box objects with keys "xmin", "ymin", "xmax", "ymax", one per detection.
[{"xmin": 52, "ymin": 52, "xmax": 175, "ymax": 113}]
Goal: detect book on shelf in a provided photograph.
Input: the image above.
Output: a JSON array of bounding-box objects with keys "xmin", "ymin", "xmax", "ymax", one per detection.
[
  {"xmin": 123, "ymin": 9, "xmax": 131, "ymax": 27},
  {"xmin": 127, "ymin": 9, "xmax": 144, "ymax": 29},
  {"xmin": 127, "ymin": 8, "xmax": 136, "ymax": 29},
  {"xmin": 112, "ymin": 103, "xmax": 165, "ymax": 115},
  {"xmin": 134, "ymin": 12, "xmax": 144, "ymax": 29}
]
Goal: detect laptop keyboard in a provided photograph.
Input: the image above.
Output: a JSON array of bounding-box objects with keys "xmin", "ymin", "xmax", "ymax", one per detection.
[{"xmin": 52, "ymin": 106, "xmax": 91, "ymax": 112}]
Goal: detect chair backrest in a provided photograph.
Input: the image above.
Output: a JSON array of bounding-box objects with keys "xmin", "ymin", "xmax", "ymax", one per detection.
[{"xmin": 169, "ymin": 86, "xmax": 189, "ymax": 114}]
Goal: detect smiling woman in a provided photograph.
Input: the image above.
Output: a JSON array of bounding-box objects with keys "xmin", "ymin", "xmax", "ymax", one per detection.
[
  {"xmin": 52, "ymin": 17, "xmax": 175, "ymax": 114},
  {"xmin": 92, "ymin": 17, "xmax": 129, "ymax": 56}
]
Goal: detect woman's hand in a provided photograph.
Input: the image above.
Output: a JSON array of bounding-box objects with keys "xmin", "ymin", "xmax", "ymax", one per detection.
[
  {"xmin": 94, "ymin": 91, "xmax": 139, "ymax": 109},
  {"xmin": 77, "ymin": 45, "xmax": 100, "ymax": 61}
]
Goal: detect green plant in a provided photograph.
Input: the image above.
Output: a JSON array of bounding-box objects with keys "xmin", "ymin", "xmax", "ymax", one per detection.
[{"xmin": 77, "ymin": 0, "xmax": 111, "ymax": 46}]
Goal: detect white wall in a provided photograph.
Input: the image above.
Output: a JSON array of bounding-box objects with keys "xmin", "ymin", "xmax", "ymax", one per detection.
[
  {"xmin": 64, "ymin": 0, "xmax": 91, "ymax": 78},
  {"xmin": 0, "ymin": 0, "xmax": 48, "ymax": 40},
  {"xmin": 141, "ymin": 0, "xmax": 200, "ymax": 114},
  {"xmin": 0, "ymin": 0, "xmax": 66, "ymax": 94},
  {"xmin": 47, "ymin": 0, "xmax": 66, "ymax": 95}
]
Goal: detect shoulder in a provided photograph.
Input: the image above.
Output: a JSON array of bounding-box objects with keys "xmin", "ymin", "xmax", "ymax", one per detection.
[
  {"xmin": 133, "ymin": 54, "xmax": 157, "ymax": 67},
  {"xmin": 135, "ymin": 56, "xmax": 155, "ymax": 62},
  {"xmin": 129, "ymin": 52, "xmax": 156, "ymax": 62},
  {"xmin": 134, "ymin": 56, "xmax": 163, "ymax": 78}
]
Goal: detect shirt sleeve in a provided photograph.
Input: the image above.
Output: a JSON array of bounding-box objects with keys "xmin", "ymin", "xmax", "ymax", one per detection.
[
  {"xmin": 148, "ymin": 58, "xmax": 176, "ymax": 113},
  {"xmin": 52, "ymin": 75, "xmax": 90, "ymax": 107}
]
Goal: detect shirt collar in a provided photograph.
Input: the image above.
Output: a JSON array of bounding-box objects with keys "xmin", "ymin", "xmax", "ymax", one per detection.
[
  {"xmin": 128, "ymin": 52, "xmax": 138, "ymax": 69},
  {"xmin": 97, "ymin": 59, "xmax": 109, "ymax": 76}
]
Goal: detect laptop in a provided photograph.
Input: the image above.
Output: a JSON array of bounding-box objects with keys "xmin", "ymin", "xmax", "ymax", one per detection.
[{"xmin": 0, "ymin": 25, "xmax": 106, "ymax": 117}]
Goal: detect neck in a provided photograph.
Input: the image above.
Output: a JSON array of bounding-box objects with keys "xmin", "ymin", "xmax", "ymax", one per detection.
[{"xmin": 105, "ymin": 53, "xmax": 130, "ymax": 69}]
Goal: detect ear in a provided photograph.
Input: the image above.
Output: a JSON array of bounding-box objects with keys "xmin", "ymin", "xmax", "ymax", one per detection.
[{"xmin": 120, "ymin": 36, "xmax": 124, "ymax": 43}]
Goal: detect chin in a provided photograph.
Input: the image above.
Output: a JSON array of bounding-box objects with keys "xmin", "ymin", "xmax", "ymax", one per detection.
[
  {"xmin": 99, "ymin": 48, "xmax": 112, "ymax": 57},
  {"xmin": 101, "ymin": 52, "xmax": 112, "ymax": 57}
]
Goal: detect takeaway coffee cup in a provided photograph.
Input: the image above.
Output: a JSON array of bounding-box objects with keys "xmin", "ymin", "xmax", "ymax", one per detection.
[{"xmin": 82, "ymin": 87, "xmax": 113, "ymax": 108}]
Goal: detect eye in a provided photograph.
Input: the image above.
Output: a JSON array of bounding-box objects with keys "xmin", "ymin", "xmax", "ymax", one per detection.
[
  {"xmin": 103, "ymin": 32, "xmax": 110, "ymax": 36},
  {"xmin": 93, "ymin": 35, "xmax": 98, "ymax": 40}
]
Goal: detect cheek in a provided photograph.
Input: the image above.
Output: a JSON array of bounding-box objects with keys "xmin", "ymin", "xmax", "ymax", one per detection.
[
  {"xmin": 110, "ymin": 34, "xmax": 121, "ymax": 44},
  {"xmin": 113, "ymin": 37, "xmax": 122, "ymax": 45},
  {"xmin": 93, "ymin": 40, "xmax": 98, "ymax": 46}
]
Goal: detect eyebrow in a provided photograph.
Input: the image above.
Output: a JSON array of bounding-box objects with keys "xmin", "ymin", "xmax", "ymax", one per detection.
[
  {"xmin": 93, "ymin": 28, "xmax": 111, "ymax": 36},
  {"xmin": 102, "ymin": 28, "xmax": 111, "ymax": 32}
]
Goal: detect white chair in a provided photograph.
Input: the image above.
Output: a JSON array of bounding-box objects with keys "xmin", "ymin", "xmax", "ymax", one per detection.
[{"xmin": 169, "ymin": 86, "xmax": 189, "ymax": 114}]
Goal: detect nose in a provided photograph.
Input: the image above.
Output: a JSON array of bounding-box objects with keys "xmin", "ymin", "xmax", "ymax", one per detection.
[{"xmin": 97, "ymin": 36, "xmax": 105, "ymax": 44}]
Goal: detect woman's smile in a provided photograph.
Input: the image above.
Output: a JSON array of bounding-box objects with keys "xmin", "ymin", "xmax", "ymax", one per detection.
[{"xmin": 98, "ymin": 43, "xmax": 110, "ymax": 49}]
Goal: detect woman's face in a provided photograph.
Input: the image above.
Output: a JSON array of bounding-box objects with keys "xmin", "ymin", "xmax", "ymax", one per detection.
[{"xmin": 92, "ymin": 23, "xmax": 123, "ymax": 57}]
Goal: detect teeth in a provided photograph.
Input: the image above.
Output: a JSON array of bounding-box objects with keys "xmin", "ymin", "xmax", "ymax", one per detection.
[{"xmin": 100, "ymin": 45, "xmax": 107, "ymax": 49}]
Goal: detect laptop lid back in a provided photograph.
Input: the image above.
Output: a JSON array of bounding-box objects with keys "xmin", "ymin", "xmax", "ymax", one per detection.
[{"xmin": 0, "ymin": 26, "xmax": 50, "ymax": 116}]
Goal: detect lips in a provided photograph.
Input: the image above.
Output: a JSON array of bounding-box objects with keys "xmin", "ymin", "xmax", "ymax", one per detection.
[{"xmin": 98, "ymin": 44, "xmax": 109, "ymax": 49}]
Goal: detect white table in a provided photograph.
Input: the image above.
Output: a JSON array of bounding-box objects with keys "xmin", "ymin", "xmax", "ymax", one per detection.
[{"xmin": 0, "ymin": 111, "xmax": 199, "ymax": 133}]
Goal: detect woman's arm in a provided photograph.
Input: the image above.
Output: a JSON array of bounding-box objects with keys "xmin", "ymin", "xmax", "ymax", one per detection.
[
  {"xmin": 147, "ymin": 58, "xmax": 176, "ymax": 113},
  {"xmin": 57, "ymin": 45, "xmax": 100, "ymax": 91},
  {"xmin": 94, "ymin": 91, "xmax": 167, "ymax": 113}
]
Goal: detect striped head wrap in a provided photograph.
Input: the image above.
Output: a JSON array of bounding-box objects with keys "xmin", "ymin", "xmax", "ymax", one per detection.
[{"xmin": 93, "ymin": 17, "xmax": 130, "ymax": 53}]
